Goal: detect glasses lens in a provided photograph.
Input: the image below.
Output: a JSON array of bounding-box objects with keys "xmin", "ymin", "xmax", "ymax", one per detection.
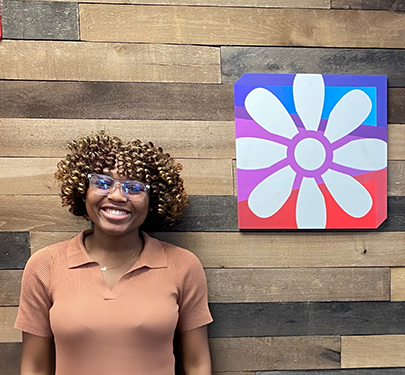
[{"xmin": 90, "ymin": 174, "xmax": 114, "ymax": 194}]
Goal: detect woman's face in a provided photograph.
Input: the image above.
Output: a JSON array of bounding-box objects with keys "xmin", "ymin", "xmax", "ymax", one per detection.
[{"xmin": 85, "ymin": 169, "xmax": 150, "ymax": 237}]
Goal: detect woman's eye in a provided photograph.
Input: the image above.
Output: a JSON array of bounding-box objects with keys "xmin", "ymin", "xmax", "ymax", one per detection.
[
  {"xmin": 125, "ymin": 184, "xmax": 142, "ymax": 194},
  {"xmin": 95, "ymin": 179, "xmax": 112, "ymax": 189}
]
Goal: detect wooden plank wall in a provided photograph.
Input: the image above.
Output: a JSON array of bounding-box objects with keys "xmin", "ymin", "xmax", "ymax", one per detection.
[{"xmin": 1, "ymin": 0, "xmax": 405, "ymax": 374}]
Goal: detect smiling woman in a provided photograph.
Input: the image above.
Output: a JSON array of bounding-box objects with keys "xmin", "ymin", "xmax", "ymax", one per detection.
[{"xmin": 14, "ymin": 133, "xmax": 212, "ymax": 375}]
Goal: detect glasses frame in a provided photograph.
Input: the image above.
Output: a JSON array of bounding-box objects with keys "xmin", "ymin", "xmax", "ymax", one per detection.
[{"xmin": 87, "ymin": 173, "xmax": 150, "ymax": 201}]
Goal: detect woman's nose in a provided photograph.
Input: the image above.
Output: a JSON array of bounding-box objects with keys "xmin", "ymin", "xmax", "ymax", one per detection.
[{"xmin": 107, "ymin": 182, "xmax": 128, "ymax": 202}]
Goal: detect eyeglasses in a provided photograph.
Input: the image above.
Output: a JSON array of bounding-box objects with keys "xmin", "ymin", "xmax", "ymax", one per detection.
[{"xmin": 87, "ymin": 173, "xmax": 150, "ymax": 201}]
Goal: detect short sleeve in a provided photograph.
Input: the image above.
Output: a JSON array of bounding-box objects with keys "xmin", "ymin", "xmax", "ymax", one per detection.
[
  {"xmin": 175, "ymin": 251, "xmax": 213, "ymax": 332},
  {"xmin": 14, "ymin": 248, "xmax": 53, "ymax": 337}
]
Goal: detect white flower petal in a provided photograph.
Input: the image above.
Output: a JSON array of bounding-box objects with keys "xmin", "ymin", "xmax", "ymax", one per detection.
[
  {"xmin": 248, "ymin": 166, "xmax": 296, "ymax": 218},
  {"xmin": 296, "ymin": 178, "xmax": 326, "ymax": 229},
  {"xmin": 236, "ymin": 138, "xmax": 287, "ymax": 170},
  {"xmin": 245, "ymin": 87, "xmax": 298, "ymax": 139},
  {"xmin": 333, "ymin": 139, "xmax": 387, "ymax": 170},
  {"xmin": 293, "ymin": 74, "xmax": 324, "ymax": 131},
  {"xmin": 322, "ymin": 170, "xmax": 372, "ymax": 218},
  {"xmin": 324, "ymin": 89, "xmax": 372, "ymax": 143}
]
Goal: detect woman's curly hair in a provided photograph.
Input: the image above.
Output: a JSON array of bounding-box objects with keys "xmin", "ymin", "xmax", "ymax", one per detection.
[{"xmin": 55, "ymin": 133, "xmax": 188, "ymax": 231}]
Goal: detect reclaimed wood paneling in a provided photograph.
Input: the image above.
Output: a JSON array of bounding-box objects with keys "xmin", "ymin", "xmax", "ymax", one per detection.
[
  {"xmin": 391, "ymin": 268, "xmax": 405, "ymax": 301},
  {"xmin": 0, "ymin": 119, "xmax": 235, "ymax": 159},
  {"xmin": 33, "ymin": 231, "xmax": 405, "ymax": 268},
  {"xmin": 260, "ymin": 369, "xmax": 405, "ymax": 374},
  {"xmin": 210, "ymin": 336, "xmax": 340, "ymax": 371},
  {"xmin": 0, "ymin": 271, "xmax": 22, "ymax": 306},
  {"xmin": 332, "ymin": 0, "xmax": 405, "ymax": 11},
  {"xmin": 0, "ymin": 81, "xmax": 234, "ymax": 120},
  {"xmin": 0, "ymin": 342, "xmax": 21, "ymax": 375},
  {"xmin": 0, "ymin": 40, "xmax": 220, "ymax": 84},
  {"xmin": 0, "ymin": 307, "xmax": 20, "ymax": 343},
  {"xmin": 221, "ymin": 47, "xmax": 405, "ymax": 86},
  {"xmin": 341, "ymin": 335, "xmax": 405, "ymax": 368},
  {"xmin": 0, "ymin": 157, "xmax": 233, "ymax": 196},
  {"xmin": 1, "ymin": 82, "xmax": 404, "ymax": 124},
  {"xmin": 209, "ymin": 302, "xmax": 405, "ymax": 338},
  {"xmin": 389, "ymin": 161, "xmax": 405, "ymax": 196},
  {"xmin": 1, "ymin": 0, "xmax": 79, "ymax": 40},
  {"xmin": 206, "ymin": 268, "xmax": 389, "ymax": 303},
  {"xmin": 79, "ymin": 5, "xmax": 405, "ymax": 48},
  {"xmin": 0, "ymin": 232, "xmax": 30, "ymax": 270}
]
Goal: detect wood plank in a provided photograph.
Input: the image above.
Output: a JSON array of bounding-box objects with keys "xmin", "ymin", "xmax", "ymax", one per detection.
[
  {"xmin": 0, "ymin": 271, "xmax": 22, "ymax": 306},
  {"xmin": 210, "ymin": 302, "xmax": 405, "ymax": 338},
  {"xmin": 210, "ymin": 336, "xmax": 340, "ymax": 371},
  {"xmin": 389, "ymin": 125, "xmax": 405, "ymax": 161},
  {"xmin": 389, "ymin": 90, "xmax": 405, "ymax": 125},
  {"xmin": 79, "ymin": 5, "xmax": 405, "ymax": 48},
  {"xmin": 206, "ymin": 268, "xmax": 389, "ymax": 303},
  {"xmin": 0, "ymin": 307, "xmax": 20, "ymax": 343},
  {"xmin": 0, "ymin": 157, "xmax": 233, "ymax": 196},
  {"xmin": 0, "ymin": 232, "xmax": 30, "ymax": 270},
  {"xmin": 1, "ymin": 195, "xmax": 404, "ymax": 232},
  {"xmin": 22, "ymin": 0, "xmax": 330, "ymax": 8},
  {"xmin": 2, "ymin": 0, "xmax": 79, "ymax": 40},
  {"xmin": 0, "ymin": 119, "xmax": 235, "ymax": 159},
  {"xmin": 0, "ymin": 81, "xmax": 234, "ymax": 121},
  {"xmin": 332, "ymin": 0, "xmax": 405, "ymax": 11},
  {"xmin": 391, "ymin": 268, "xmax": 405, "ymax": 301},
  {"xmin": 221, "ymin": 47, "xmax": 405, "ymax": 87},
  {"xmin": 0, "ymin": 40, "xmax": 220, "ymax": 84},
  {"xmin": 33, "ymin": 231, "xmax": 405, "ymax": 268},
  {"xmin": 260, "ymin": 369, "xmax": 405, "ymax": 374},
  {"xmin": 341, "ymin": 335, "xmax": 405, "ymax": 368},
  {"xmin": 0, "ymin": 343, "xmax": 21, "ymax": 375},
  {"xmin": 389, "ymin": 161, "xmax": 405, "ymax": 196}
]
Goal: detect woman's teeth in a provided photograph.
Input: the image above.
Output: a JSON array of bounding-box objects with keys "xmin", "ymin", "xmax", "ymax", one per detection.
[{"xmin": 104, "ymin": 208, "xmax": 129, "ymax": 215}]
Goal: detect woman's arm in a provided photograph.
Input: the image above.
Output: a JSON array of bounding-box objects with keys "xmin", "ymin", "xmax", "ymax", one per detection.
[
  {"xmin": 20, "ymin": 332, "xmax": 54, "ymax": 375},
  {"xmin": 181, "ymin": 325, "xmax": 211, "ymax": 375}
]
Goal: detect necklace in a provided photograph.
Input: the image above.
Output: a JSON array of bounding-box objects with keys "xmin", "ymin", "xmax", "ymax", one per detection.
[{"xmin": 84, "ymin": 236, "xmax": 142, "ymax": 272}]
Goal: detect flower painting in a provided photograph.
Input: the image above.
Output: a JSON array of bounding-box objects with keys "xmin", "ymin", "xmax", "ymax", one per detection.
[{"xmin": 235, "ymin": 73, "xmax": 387, "ymax": 229}]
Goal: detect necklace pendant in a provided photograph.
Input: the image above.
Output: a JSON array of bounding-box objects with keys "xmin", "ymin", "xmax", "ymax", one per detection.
[{"xmin": 101, "ymin": 266, "xmax": 107, "ymax": 272}]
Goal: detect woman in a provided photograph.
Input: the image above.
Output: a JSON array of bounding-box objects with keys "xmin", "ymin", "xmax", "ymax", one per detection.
[{"xmin": 15, "ymin": 133, "xmax": 212, "ymax": 375}]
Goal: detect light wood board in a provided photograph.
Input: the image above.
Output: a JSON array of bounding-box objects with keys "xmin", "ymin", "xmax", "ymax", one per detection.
[
  {"xmin": 79, "ymin": 5, "xmax": 405, "ymax": 48},
  {"xmin": 341, "ymin": 335, "xmax": 405, "ymax": 368},
  {"xmin": 391, "ymin": 268, "xmax": 405, "ymax": 301},
  {"xmin": 0, "ymin": 40, "xmax": 220, "ymax": 83},
  {"xmin": 32, "ymin": 231, "xmax": 405, "ymax": 268},
  {"xmin": 0, "ymin": 308, "xmax": 20, "ymax": 343},
  {"xmin": 0, "ymin": 271, "xmax": 22, "ymax": 306}
]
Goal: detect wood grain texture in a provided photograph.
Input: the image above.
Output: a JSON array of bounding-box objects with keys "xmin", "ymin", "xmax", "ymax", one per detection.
[
  {"xmin": 221, "ymin": 47, "xmax": 405, "ymax": 86},
  {"xmin": 0, "ymin": 119, "xmax": 235, "ymax": 159},
  {"xmin": 210, "ymin": 336, "xmax": 340, "ymax": 371},
  {"xmin": 22, "ymin": 0, "xmax": 330, "ymax": 8},
  {"xmin": 209, "ymin": 301, "xmax": 405, "ymax": 338},
  {"xmin": 0, "ymin": 271, "xmax": 22, "ymax": 307},
  {"xmin": 0, "ymin": 157, "xmax": 233, "ymax": 195},
  {"xmin": 259, "ymin": 369, "xmax": 405, "ymax": 374},
  {"xmin": 391, "ymin": 268, "xmax": 405, "ymax": 301},
  {"xmin": 0, "ymin": 343, "xmax": 21, "ymax": 375},
  {"xmin": 0, "ymin": 40, "xmax": 220, "ymax": 83},
  {"xmin": 32, "ymin": 231, "xmax": 405, "ymax": 268},
  {"xmin": 389, "ymin": 161, "xmax": 405, "ymax": 196},
  {"xmin": 341, "ymin": 335, "xmax": 405, "ymax": 368},
  {"xmin": 1, "ymin": 0, "xmax": 79, "ymax": 40},
  {"xmin": 0, "ymin": 81, "xmax": 234, "ymax": 120},
  {"xmin": 79, "ymin": 5, "xmax": 405, "ymax": 48},
  {"xmin": 0, "ymin": 232, "xmax": 30, "ymax": 270},
  {"xmin": 389, "ymin": 90, "xmax": 405, "ymax": 125},
  {"xmin": 332, "ymin": 0, "xmax": 405, "ymax": 11},
  {"xmin": 0, "ymin": 307, "xmax": 20, "ymax": 343},
  {"xmin": 206, "ymin": 268, "xmax": 389, "ymax": 303}
]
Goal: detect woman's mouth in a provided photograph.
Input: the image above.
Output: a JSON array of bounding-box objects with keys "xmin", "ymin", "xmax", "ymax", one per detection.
[{"xmin": 102, "ymin": 207, "xmax": 131, "ymax": 216}]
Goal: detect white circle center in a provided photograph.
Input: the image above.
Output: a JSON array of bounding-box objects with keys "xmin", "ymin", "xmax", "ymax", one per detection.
[{"xmin": 294, "ymin": 138, "xmax": 326, "ymax": 171}]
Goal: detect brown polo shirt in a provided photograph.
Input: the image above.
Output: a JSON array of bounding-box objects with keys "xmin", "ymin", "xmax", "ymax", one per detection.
[{"xmin": 15, "ymin": 230, "xmax": 212, "ymax": 375}]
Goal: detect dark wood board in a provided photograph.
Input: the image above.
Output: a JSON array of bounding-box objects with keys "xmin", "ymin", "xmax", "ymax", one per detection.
[
  {"xmin": 0, "ymin": 343, "xmax": 21, "ymax": 375},
  {"xmin": 221, "ymin": 47, "xmax": 405, "ymax": 87},
  {"xmin": 208, "ymin": 302, "xmax": 405, "ymax": 338},
  {"xmin": 259, "ymin": 368, "xmax": 405, "ymax": 374},
  {"xmin": 0, "ymin": 81, "xmax": 403, "ymax": 123},
  {"xmin": 170, "ymin": 196, "xmax": 405, "ymax": 232},
  {"xmin": 1, "ymin": 0, "xmax": 79, "ymax": 40},
  {"xmin": 0, "ymin": 81, "xmax": 234, "ymax": 121},
  {"xmin": 332, "ymin": 0, "xmax": 405, "ymax": 11},
  {"xmin": 0, "ymin": 232, "xmax": 30, "ymax": 270}
]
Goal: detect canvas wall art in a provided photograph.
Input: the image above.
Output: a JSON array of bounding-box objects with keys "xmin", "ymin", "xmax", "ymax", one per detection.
[{"xmin": 235, "ymin": 73, "xmax": 387, "ymax": 229}]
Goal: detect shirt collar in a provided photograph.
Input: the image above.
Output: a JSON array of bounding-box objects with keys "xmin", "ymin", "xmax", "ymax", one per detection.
[{"xmin": 67, "ymin": 230, "xmax": 167, "ymax": 270}]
